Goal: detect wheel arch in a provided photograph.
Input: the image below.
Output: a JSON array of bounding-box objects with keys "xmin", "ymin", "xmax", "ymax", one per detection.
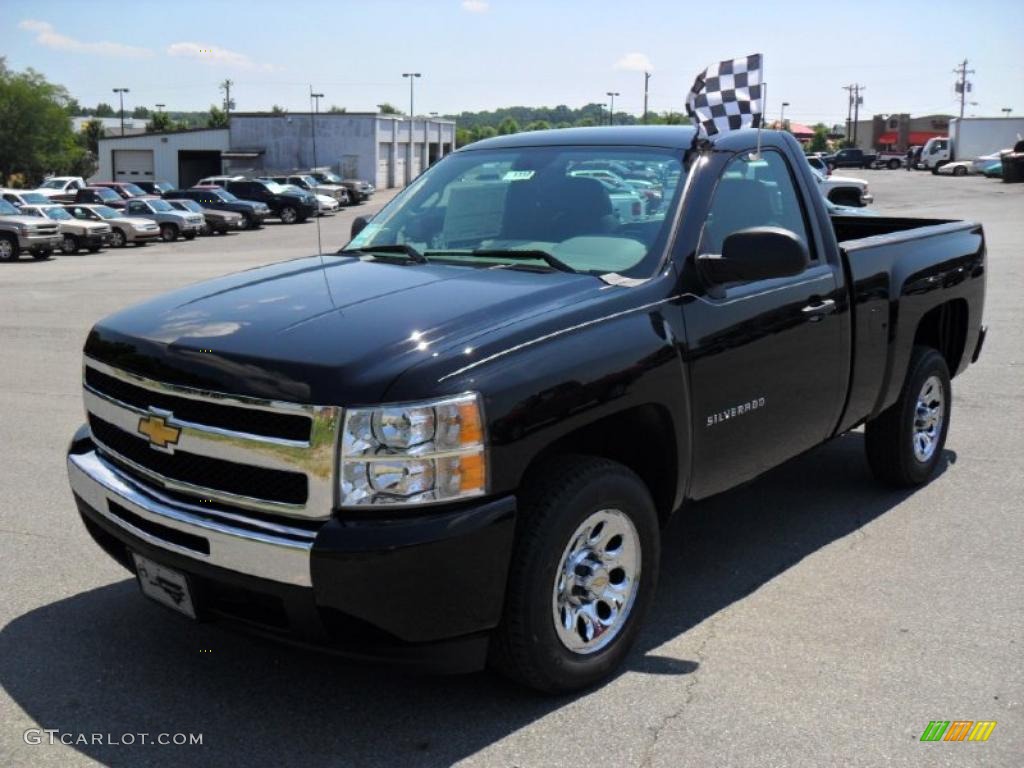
[
  {"xmin": 519, "ymin": 403, "xmax": 679, "ymax": 526},
  {"xmin": 913, "ymin": 298, "xmax": 969, "ymax": 378}
]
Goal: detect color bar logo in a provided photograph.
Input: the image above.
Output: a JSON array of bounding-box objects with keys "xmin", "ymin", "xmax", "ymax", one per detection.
[{"xmin": 920, "ymin": 721, "xmax": 997, "ymax": 742}]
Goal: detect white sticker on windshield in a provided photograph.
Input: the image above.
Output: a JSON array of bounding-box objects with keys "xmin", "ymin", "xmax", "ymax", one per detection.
[{"xmin": 502, "ymin": 170, "xmax": 535, "ymax": 181}]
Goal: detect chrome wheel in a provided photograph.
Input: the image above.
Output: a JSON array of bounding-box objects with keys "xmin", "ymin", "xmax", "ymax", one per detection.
[
  {"xmin": 0, "ymin": 237, "xmax": 15, "ymax": 261},
  {"xmin": 111, "ymin": 229, "xmax": 126, "ymax": 247},
  {"xmin": 913, "ymin": 374, "xmax": 944, "ymax": 462},
  {"xmin": 280, "ymin": 206, "xmax": 297, "ymax": 224},
  {"xmin": 552, "ymin": 508, "xmax": 641, "ymax": 655}
]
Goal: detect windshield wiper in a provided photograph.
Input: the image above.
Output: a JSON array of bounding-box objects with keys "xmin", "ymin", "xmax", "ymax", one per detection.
[
  {"xmin": 426, "ymin": 249, "xmax": 578, "ymax": 274},
  {"xmin": 338, "ymin": 244, "xmax": 428, "ymax": 264}
]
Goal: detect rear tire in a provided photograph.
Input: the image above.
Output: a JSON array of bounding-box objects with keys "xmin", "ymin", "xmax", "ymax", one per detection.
[
  {"xmin": 953, "ymin": 166, "xmax": 967, "ymax": 176},
  {"xmin": 31, "ymin": 248, "xmax": 52, "ymax": 260},
  {"xmin": 865, "ymin": 346, "xmax": 951, "ymax": 487},
  {"xmin": 184, "ymin": 231, "xmax": 197, "ymax": 240},
  {"xmin": 490, "ymin": 456, "xmax": 660, "ymax": 693},
  {"xmin": 87, "ymin": 245, "xmax": 101, "ymax": 253},
  {"xmin": 888, "ymin": 159, "xmax": 900, "ymax": 169}
]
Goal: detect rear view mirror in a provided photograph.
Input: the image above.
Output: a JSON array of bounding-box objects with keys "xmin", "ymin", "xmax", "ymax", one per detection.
[
  {"xmin": 351, "ymin": 215, "xmax": 372, "ymax": 239},
  {"xmin": 697, "ymin": 227, "xmax": 809, "ymax": 284}
]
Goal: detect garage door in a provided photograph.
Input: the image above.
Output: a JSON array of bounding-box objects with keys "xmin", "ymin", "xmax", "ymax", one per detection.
[
  {"xmin": 113, "ymin": 149, "xmax": 154, "ymax": 182},
  {"xmin": 377, "ymin": 143, "xmax": 392, "ymax": 189}
]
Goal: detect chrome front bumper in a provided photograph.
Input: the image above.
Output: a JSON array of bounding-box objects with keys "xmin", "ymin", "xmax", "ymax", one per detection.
[{"xmin": 68, "ymin": 449, "xmax": 315, "ymax": 586}]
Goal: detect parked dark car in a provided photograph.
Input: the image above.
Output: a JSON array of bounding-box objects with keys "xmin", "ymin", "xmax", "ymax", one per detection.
[
  {"xmin": 49, "ymin": 186, "xmax": 129, "ymax": 209},
  {"xmin": 66, "ymin": 127, "xmax": 985, "ymax": 694},
  {"xmin": 221, "ymin": 179, "xmax": 316, "ymax": 224},
  {"xmin": 167, "ymin": 198, "xmax": 243, "ymax": 234},
  {"xmin": 91, "ymin": 181, "xmax": 159, "ymax": 201},
  {"xmin": 824, "ymin": 148, "xmax": 878, "ymax": 170},
  {"xmin": 136, "ymin": 181, "xmax": 175, "ymax": 196},
  {"xmin": 164, "ymin": 187, "xmax": 269, "ymax": 230}
]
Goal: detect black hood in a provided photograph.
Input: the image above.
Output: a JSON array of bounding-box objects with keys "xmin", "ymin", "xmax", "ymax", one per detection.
[{"xmin": 85, "ymin": 255, "xmax": 612, "ymax": 404}]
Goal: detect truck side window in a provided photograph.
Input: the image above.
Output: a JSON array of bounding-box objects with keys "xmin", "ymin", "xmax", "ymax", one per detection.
[{"xmin": 699, "ymin": 150, "xmax": 813, "ymax": 262}]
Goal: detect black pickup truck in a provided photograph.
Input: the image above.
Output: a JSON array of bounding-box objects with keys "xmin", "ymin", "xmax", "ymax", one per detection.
[
  {"xmin": 66, "ymin": 127, "xmax": 986, "ymax": 693},
  {"xmin": 825, "ymin": 147, "xmax": 878, "ymax": 169}
]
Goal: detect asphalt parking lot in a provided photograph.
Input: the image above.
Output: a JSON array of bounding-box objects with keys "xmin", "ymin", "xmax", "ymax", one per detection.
[{"xmin": 1, "ymin": 172, "xmax": 1021, "ymax": 768}]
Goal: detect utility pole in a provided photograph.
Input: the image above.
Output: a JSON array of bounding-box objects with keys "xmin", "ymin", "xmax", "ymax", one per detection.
[
  {"xmin": 780, "ymin": 101, "xmax": 790, "ymax": 128},
  {"xmin": 219, "ymin": 79, "xmax": 234, "ymax": 116},
  {"xmin": 403, "ymin": 73, "xmax": 421, "ymax": 119},
  {"xmin": 953, "ymin": 59, "xmax": 974, "ymax": 120},
  {"xmin": 842, "ymin": 84, "xmax": 855, "ymax": 143},
  {"xmin": 606, "ymin": 91, "xmax": 620, "ymax": 125},
  {"xmin": 112, "ymin": 88, "xmax": 129, "ymax": 136},
  {"xmin": 851, "ymin": 84, "xmax": 865, "ymax": 145},
  {"xmin": 1002, "ymin": 107, "xmax": 1012, "ymax": 117},
  {"xmin": 643, "ymin": 72, "xmax": 651, "ymax": 124}
]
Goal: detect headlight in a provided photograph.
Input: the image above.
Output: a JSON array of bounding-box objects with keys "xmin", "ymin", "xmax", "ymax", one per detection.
[{"xmin": 339, "ymin": 392, "xmax": 486, "ymax": 507}]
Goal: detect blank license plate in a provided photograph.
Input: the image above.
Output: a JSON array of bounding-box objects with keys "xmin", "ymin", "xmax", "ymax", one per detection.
[{"xmin": 132, "ymin": 553, "xmax": 197, "ymax": 619}]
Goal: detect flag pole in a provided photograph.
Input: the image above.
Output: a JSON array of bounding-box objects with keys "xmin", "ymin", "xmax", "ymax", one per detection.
[{"xmin": 754, "ymin": 80, "xmax": 766, "ymax": 160}]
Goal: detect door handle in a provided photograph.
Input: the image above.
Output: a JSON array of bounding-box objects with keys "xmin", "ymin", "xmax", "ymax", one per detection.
[{"xmin": 801, "ymin": 299, "xmax": 836, "ymax": 321}]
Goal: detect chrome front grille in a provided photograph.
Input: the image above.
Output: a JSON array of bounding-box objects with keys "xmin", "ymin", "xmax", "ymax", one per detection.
[{"xmin": 82, "ymin": 357, "xmax": 340, "ymax": 520}]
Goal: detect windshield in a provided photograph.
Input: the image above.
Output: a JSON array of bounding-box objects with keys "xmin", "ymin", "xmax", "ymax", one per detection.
[
  {"xmin": 120, "ymin": 183, "xmax": 147, "ymax": 196},
  {"xmin": 94, "ymin": 188, "xmax": 120, "ymax": 201},
  {"xmin": 295, "ymin": 175, "xmax": 318, "ymax": 186},
  {"xmin": 40, "ymin": 179, "xmax": 67, "ymax": 189},
  {"xmin": 94, "ymin": 206, "xmax": 122, "ymax": 218},
  {"xmin": 261, "ymin": 181, "xmax": 288, "ymax": 194},
  {"xmin": 148, "ymin": 199, "xmax": 174, "ymax": 212},
  {"xmin": 43, "ymin": 207, "xmax": 72, "ymax": 220},
  {"xmin": 348, "ymin": 145, "xmax": 686, "ymax": 278},
  {"xmin": 317, "ymin": 171, "xmax": 343, "ymax": 183},
  {"xmin": 20, "ymin": 192, "xmax": 49, "ymax": 204},
  {"xmin": 211, "ymin": 189, "xmax": 237, "ymax": 201},
  {"xmin": 153, "ymin": 182, "xmax": 173, "ymax": 193},
  {"xmin": 172, "ymin": 199, "xmax": 203, "ymax": 212},
  {"xmin": 0, "ymin": 200, "xmax": 19, "ymax": 214}
]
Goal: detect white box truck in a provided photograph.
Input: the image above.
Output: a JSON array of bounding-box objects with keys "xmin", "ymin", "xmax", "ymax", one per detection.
[{"xmin": 921, "ymin": 117, "xmax": 1024, "ymax": 172}]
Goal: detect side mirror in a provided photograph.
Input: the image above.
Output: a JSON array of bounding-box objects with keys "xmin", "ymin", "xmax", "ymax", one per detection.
[
  {"xmin": 351, "ymin": 215, "xmax": 372, "ymax": 239},
  {"xmin": 697, "ymin": 227, "xmax": 809, "ymax": 284}
]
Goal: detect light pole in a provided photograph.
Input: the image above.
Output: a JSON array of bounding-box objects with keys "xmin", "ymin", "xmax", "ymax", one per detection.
[
  {"xmin": 112, "ymin": 88, "xmax": 129, "ymax": 136},
  {"xmin": 780, "ymin": 101, "xmax": 790, "ymax": 129},
  {"xmin": 1002, "ymin": 107, "xmax": 1013, "ymax": 117},
  {"xmin": 606, "ymin": 91, "xmax": 620, "ymax": 125},
  {"xmin": 643, "ymin": 72, "xmax": 651, "ymax": 124},
  {"xmin": 310, "ymin": 90, "xmax": 323, "ymax": 170},
  {"xmin": 402, "ymin": 73, "xmax": 421, "ymax": 119},
  {"xmin": 155, "ymin": 103, "xmax": 165, "ymax": 112}
]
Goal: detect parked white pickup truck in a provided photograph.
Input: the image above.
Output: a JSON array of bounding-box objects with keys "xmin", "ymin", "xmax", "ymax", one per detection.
[
  {"xmin": 809, "ymin": 167, "xmax": 873, "ymax": 207},
  {"xmin": 35, "ymin": 176, "xmax": 87, "ymax": 199}
]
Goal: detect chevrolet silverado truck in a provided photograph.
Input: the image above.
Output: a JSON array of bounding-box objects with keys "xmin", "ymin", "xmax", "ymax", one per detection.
[
  {"xmin": 66, "ymin": 127, "xmax": 986, "ymax": 693},
  {"xmin": 825, "ymin": 147, "xmax": 878, "ymax": 170},
  {"xmin": 0, "ymin": 199, "xmax": 61, "ymax": 260}
]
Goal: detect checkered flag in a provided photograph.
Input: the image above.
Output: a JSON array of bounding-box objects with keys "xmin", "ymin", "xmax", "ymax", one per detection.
[{"xmin": 686, "ymin": 54, "xmax": 764, "ymax": 137}]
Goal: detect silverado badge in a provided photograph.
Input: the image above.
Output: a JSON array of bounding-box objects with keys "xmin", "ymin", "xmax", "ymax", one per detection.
[{"xmin": 137, "ymin": 412, "xmax": 181, "ymax": 452}]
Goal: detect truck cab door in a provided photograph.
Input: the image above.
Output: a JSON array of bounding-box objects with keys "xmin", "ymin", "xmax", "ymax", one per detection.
[{"xmin": 681, "ymin": 149, "xmax": 847, "ymax": 499}]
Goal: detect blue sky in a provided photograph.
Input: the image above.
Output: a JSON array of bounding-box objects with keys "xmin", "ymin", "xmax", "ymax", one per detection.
[{"xmin": 2, "ymin": 0, "xmax": 1022, "ymax": 124}]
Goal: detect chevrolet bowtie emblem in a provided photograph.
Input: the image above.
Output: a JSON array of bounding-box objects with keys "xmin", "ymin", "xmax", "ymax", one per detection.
[{"xmin": 137, "ymin": 413, "xmax": 181, "ymax": 451}]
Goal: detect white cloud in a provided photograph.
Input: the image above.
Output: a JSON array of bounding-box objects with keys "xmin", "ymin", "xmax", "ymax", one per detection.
[
  {"xmin": 615, "ymin": 53, "xmax": 653, "ymax": 72},
  {"xmin": 19, "ymin": 19, "xmax": 153, "ymax": 58},
  {"xmin": 166, "ymin": 42, "xmax": 273, "ymax": 71},
  {"xmin": 461, "ymin": 0, "xmax": 489, "ymax": 12}
]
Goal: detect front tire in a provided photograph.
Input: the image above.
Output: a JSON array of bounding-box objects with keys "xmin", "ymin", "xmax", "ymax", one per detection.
[
  {"xmin": 31, "ymin": 248, "xmax": 52, "ymax": 260},
  {"xmin": 865, "ymin": 346, "xmax": 951, "ymax": 487},
  {"xmin": 0, "ymin": 235, "xmax": 18, "ymax": 261},
  {"xmin": 60, "ymin": 234, "xmax": 79, "ymax": 255},
  {"xmin": 110, "ymin": 229, "xmax": 127, "ymax": 248},
  {"xmin": 279, "ymin": 206, "xmax": 297, "ymax": 224},
  {"xmin": 159, "ymin": 224, "xmax": 178, "ymax": 242},
  {"xmin": 491, "ymin": 456, "xmax": 660, "ymax": 693}
]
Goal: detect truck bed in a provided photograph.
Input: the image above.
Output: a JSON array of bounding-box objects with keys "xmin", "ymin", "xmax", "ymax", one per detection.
[{"xmin": 827, "ymin": 214, "xmax": 985, "ymax": 434}]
